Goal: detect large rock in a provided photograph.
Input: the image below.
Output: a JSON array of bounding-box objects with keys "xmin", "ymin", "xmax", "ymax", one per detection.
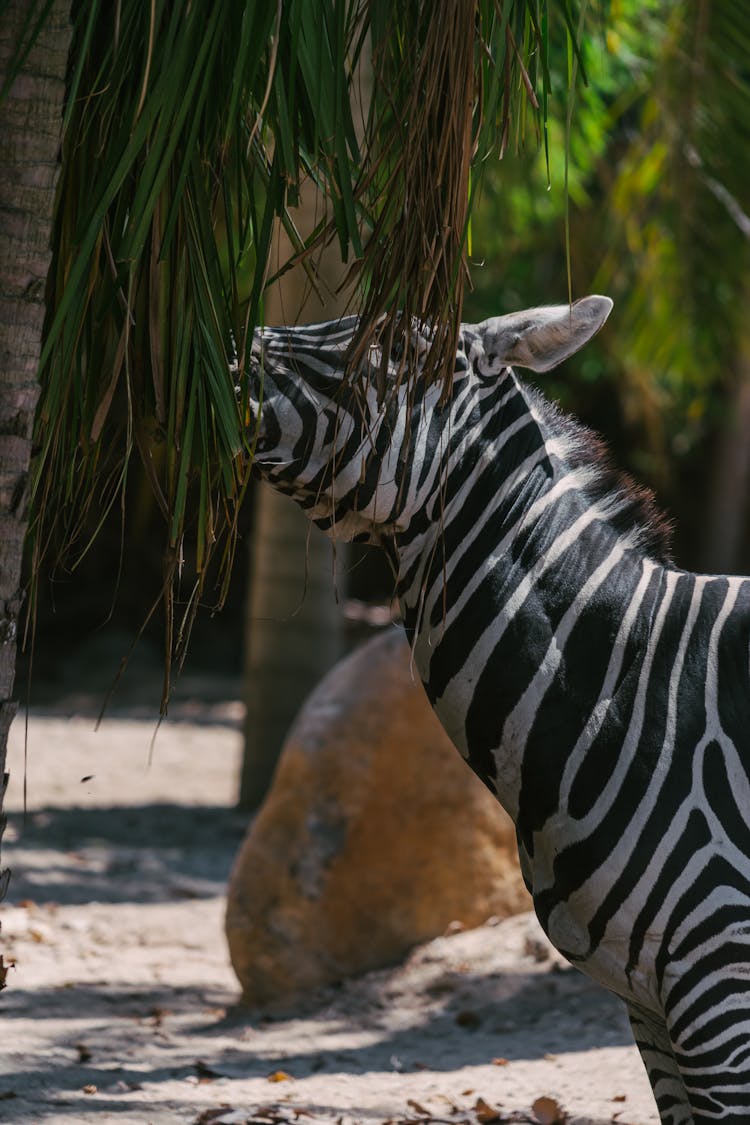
[{"xmin": 226, "ymin": 629, "xmax": 529, "ymax": 1007}]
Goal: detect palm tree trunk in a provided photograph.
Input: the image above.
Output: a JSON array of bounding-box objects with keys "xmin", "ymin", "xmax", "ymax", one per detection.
[
  {"xmin": 699, "ymin": 331, "xmax": 750, "ymax": 575},
  {"xmin": 0, "ymin": 1, "xmax": 72, "ymax": 904},
  {"xmin": 238, "ymin": 181, "xmax": 352, "ymax": 811},
  {"xmin": 238, "ymin": 483, "xmax": 345, "ymax": 808}
]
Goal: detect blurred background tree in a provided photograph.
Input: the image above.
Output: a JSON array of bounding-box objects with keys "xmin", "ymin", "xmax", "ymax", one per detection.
[{"xmin": 466, "ymin": 0, "xmax": 750, "ymax": 571}]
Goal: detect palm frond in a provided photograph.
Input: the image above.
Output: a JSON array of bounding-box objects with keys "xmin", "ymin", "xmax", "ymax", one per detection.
[{"xmin": 30, "ymin": 0, "xmax": 598, "ymax": 703}]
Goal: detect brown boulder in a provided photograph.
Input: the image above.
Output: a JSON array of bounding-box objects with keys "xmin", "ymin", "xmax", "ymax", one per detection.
[{"xmin": 226, "ymin": 629, "xmax": 529, "ymax": 1007}]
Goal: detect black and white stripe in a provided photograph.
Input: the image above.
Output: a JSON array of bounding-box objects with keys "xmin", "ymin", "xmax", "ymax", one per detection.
[{"xmin": 247, "ymin": 298, "xmax": 750, "ymax": 1123}]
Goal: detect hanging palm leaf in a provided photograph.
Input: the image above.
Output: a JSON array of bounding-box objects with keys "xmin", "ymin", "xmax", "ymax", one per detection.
[{"xmin": 28, "ymin": 0, "xmax": 597, "ymax": 707}]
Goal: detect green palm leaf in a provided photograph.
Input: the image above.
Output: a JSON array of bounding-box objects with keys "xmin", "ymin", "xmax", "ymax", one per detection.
[{"xmin": 26, "ymin": 0, "xmax": 597, "ymax": 705}]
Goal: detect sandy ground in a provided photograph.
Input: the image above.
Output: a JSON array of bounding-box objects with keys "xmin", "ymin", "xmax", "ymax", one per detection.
[{"xmin": 0, "ymin": 701, "xmax": 660, "ymax": 1125}]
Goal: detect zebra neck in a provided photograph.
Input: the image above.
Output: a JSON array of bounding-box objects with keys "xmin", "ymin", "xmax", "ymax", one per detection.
[{"xmin": 395, "ymin": 456, "xmax": 666, "ymax": 821}]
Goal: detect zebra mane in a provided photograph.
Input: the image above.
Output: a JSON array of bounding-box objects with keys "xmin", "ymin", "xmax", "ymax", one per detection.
[{"xmin": 531, "ymin": 388, "xmax": 674, "ymax": 565}]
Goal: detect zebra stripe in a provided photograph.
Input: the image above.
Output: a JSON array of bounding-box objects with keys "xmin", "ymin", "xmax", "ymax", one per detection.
[{"xmin": 248, "ymin": 301, "xmax": 750, "ymax": 1123}]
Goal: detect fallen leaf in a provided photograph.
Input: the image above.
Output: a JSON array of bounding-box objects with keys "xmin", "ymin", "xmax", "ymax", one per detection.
[
  {"xmin": 193, "ymin": 1109, "xmax": 245, "ymax": 1125},
  {"xmin": 474, "ymin": 1096, "xmax": 503, "ymax": 1123},
  {"xmin": 82, "ymin": 1084, "xmax": 97, "ymax": 1095},
  {"xmin": 80, "ymin": 775, "xmax": 94, "ymax": 783},
  {"xmin": 455, "ymin": 1009, "xmax": 482, "ymax": 1029},
  {"xmin": 148, "ymin": 1006, "xmax": 172, "ymax": 1026},
  {"xmin": 492, "ymin": 1057, "xmax": 509, "ymax": 1067},
  {"xmin": 267, "ymin": 1070, "xmax": 293, "ymax": 1083},
  {"xmin": 531, "ymin": 1096, "xmax": 567, "ymax": 1124},
  {"xmin": 611, "ymin": 1095, "xmax": 626, "ymax": 1102},
  {"xmin": 0, "ymin": 956, "xmax": 12, "ymax": 990},
  {"xmin": 406, "ymin": 1100, "xmax": 430, "ymax": 1116}
]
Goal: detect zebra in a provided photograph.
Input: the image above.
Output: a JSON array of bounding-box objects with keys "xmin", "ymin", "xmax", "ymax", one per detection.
[{"xmin": 245, "ymin": 297, "xmax": 750, "ymax": 1124}]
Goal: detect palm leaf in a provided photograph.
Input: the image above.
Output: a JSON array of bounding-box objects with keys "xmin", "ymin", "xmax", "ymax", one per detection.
[{"xmin": 28, "ymin": 0, "xmax": 598, "ymax": 706}]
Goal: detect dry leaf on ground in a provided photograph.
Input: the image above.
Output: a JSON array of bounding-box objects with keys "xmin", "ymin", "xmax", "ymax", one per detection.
[
  {"xmin": 531, "ymin": 1096, "xmax": 567, "ymax": 1124},
  {"xmin": 474, "ymin": 1096, "xmax": 503, "ymax": 1123}
]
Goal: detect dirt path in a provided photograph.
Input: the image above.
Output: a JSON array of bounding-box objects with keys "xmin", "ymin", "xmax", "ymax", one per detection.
[{"xmin": 1, "ymin": 711, "xmax": 659, "ymax": 1125}]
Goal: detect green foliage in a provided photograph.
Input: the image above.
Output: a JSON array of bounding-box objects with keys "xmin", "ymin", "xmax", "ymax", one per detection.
[
  {"xmin": 590, "ymin": 0, "xmax": 750, "ymax": 502},
  {"xmin": 604, "ymin": 2, "xmax": 750, "ymax": 384},
  {"xmin": 23, "ymin": 0, "xmax": 598, "ymax": 703},
  {"xmin": 468, "ymin": 0, "xmax": 666, "ymax": 300},
  {"xmin": 466, "ymin": 0, "xmax": 750, "ymax": 511},
  {"xmin": 31, "ymin": 0, "xmax": 370, "ymax": 699}
]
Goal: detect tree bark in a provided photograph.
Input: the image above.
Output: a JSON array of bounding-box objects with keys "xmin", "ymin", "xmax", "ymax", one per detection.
[
  {"xmin": 238, "ymin": 483, "xmax": 345, "ymax": 809},
  {"xmin": 0, "ymin": 1, "xmax": 72, "ymax": 910},
  {"xmin": 699, "ymin": 335, "xmax": 750, "ymax": 575},
  {"xmin": 238, "ymin": 181, "xmax": 353, "ymax": 811}
]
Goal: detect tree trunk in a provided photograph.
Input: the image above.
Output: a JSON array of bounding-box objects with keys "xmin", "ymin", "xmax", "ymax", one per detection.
[
  {"xmin": 238, "ymin": 483, "xmax": 345, "ymax": 808},
  {"xmin": 238, "ymin": 182, "xmax": 353, "ymax": 811},
  {"xmin": 699, "ymin": 338, "xmax": 750, "ymax": 575},
  {"xmin": 0, "ymin": 2, "xmax": 72, "ymax": 910}
]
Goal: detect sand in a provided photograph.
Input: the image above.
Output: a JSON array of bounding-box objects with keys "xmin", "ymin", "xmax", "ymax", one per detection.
[{"xmin": 1, "ymin": 707, "xmax": 659, "ymax": 1125}]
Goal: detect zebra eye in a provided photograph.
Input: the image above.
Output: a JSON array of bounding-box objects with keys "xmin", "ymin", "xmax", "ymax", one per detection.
[
  {"xmin": 477, "ymin": 350, "xmax": 503, "ymax": 378},
  {"xmin": 249, "ymin": 402, "xmax": 281, "ymax": 457},
  {"xmin": 245, "ymin": 399, "xmax": 266, "ymax": 447}
]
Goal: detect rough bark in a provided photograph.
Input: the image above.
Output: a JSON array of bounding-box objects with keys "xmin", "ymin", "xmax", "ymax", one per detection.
[
  {"xmin": 238, "ymin": 181, "xmax": 353, "ymax": 811},
  {"xmin": 239, "ymin": 483, "xmax": 345, "ymax": 809},
  {"xmin": 0, "ymin": 1, "xmax": 72, "ymax": 911},
  {"xmin": 700, "ymin": 347, "xmax": 750, "ymax": 575}
]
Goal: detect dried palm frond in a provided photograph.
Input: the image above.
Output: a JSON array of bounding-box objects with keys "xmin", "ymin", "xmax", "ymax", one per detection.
[{"xmin": 341, "ymin": 0, "xmax": 589, "ymax": 396}]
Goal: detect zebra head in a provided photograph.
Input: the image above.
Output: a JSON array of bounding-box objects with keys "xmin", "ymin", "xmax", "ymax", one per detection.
[{"xmin": 246, "ymin": 297, "xmax": 613, "ymax": 544}]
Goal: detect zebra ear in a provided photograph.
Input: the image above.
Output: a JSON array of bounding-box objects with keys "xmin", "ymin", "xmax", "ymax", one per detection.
[{"xmin": 477, "ymin": 295, "xmax": 613, "ymax": 374}]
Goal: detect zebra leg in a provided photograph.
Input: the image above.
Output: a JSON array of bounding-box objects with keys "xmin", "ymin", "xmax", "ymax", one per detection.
[
  {"xmin": 664, "ymin": 980, "xmax": 750, "ymax": 1122},
  {"xmin": 627, "ymin": 1001, "xmax": 694, "ymax": 1124}
]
